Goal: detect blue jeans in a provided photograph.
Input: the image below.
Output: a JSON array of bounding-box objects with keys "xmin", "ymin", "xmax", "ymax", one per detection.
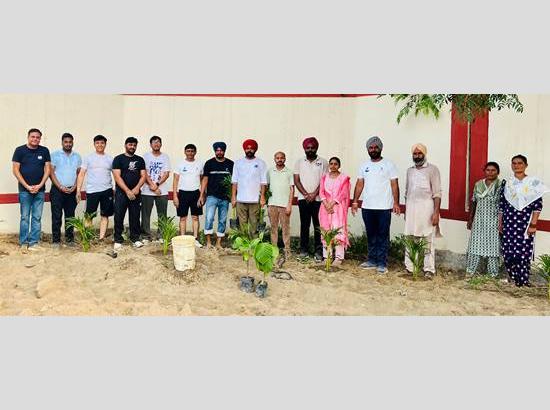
[
  {"xmin": 19, "ymin": 191, "xmax": 45, "ymax": 246},
  {"xmin": 204, "ymin": 196, "xmax": 229, "ymax": 237},
  {"xmin": 362, "ymin": 208, "xmax": 392, "ymax": 268}
]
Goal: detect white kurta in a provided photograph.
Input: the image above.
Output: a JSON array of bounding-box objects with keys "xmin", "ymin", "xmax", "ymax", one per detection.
[{"xmin": 404, "ymin": 162, "xmax": 442, "ymax": 273}]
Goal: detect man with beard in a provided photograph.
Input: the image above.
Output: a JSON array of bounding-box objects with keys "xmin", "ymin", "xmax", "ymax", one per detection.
[
  {"xmin": 199, "ymin": 141, "xmax": 234, "ymax": 248},
  {"xmin": 112, "ymin": 137, "xmax": 147, "ymax": 250},
  {"xmin": 231, "ymin": 139, "xmax": 267, "ymax": 237},
  {"xmin": 141, "ymin": 136, "xmax": 171, "ymax": 242},
  {"xmin": 403, "ymin": 143, "xmax": 441, "ymax": 278},
  {"xmin": 49, "ymin": 133, "xmax": 82, "ymax": 248},
  {"xmin": 294, "ymin": 137, "xmax": 328, "ymax": 261},
  {"xmin": 352, "ymin": 136, "xmax": 400, "ymax": 274}
]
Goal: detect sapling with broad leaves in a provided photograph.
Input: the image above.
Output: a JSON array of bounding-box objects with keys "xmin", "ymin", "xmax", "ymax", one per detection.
[
  {"xmin": 253, "ymin": 241, "xmax": 279, "ymax": 297},
  {"xmin": 66, "ymin": 212, "xmax": 97, "ymax": 252}
]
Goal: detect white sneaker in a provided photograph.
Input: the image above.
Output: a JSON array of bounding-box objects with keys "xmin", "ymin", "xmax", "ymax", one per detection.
[
  {"xmin": 195, "ymin": 240, "xmax": 203, "ymax": 248},
  {"xmin": 133, "ymin": 241, "xmax": 144, "ymax": 248},
  {"xmin": 113, "ymin": 243, "xmax": 123, "ymax": 251},
  {"xmin": 27, "ymin": 244, "xmax": 43, "ymax": 252},
  {"xmin": 141, "ymin": 239, "xmax": 150, "ymax": 245}
]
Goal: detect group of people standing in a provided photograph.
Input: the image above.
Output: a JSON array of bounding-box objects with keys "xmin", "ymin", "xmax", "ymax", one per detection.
[{"xmin": 11, "ymin": 128, "xmax": 548, "ymax": 287}]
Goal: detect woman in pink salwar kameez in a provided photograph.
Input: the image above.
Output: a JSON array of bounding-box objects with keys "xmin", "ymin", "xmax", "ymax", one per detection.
[{"xmin": 319, "ymin": 157, "xmax": 351, "ymax": 265}]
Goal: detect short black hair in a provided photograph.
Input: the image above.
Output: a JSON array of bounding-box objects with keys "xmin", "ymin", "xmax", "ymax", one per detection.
[
  {"xmin": 150, "ymin": 135, "xmax": 162, "ymax": 144},
  {"xmin": 511, "ymin": 154, "xmax": 528, "ymax": 165},
  {"xmin": 329, "ymin": 156, "xmax": 341, "ymax": 167},
  {"xmin": 93, "ymin": 135, "xmax": 107, "ymax": 142},
  {"xmin": 185, "ymin": 144, "xmax": 197, "ymax": 151},
  {"xmin": 28, "ymin": 128, "xmax": 42, "ymax": 137},
  {"xmin": 125, "ymin": 137, "xmax": 138, "ymax": 144},
  {"xmin": 484, "ymin": 161, "xmax": 500, "ymax": 173},
  {"xmin": 61, "ymin": 132, "xmax": 74, "ymax": 141}
]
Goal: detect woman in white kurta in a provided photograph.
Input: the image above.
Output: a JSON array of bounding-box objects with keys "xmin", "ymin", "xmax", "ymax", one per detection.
[{"xmin": 404, "ymin": 143, "xmax": 442, "ymax": 276}]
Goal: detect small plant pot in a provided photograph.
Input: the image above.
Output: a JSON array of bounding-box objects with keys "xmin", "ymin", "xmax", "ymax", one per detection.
[
  {"xmin": 230, "ymin": 218, "xmax": 239, "ymax": 229},
  {"xmin": 257, "ymin": 222, "xmax": 267, "ymax": 233},
  {"xmin": 239, "ymin": 276, "xmax": 255, "ymax": 293},
  {"xmin": 255, "ymin": 281, "xmax": 268, "ymax": 298}
]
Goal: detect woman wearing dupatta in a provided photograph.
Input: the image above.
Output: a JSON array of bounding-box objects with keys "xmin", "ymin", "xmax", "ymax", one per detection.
[
  {"xmin": 466, "ymin": 162, "xmax": 503, "ymax": 277},
  {"xmin": 319, "ymin": 157, "xmax": 350, "ymax": 265},
  {"xmin": 499, "ymin": 154, "xmax": 549, "ymax": 287}
]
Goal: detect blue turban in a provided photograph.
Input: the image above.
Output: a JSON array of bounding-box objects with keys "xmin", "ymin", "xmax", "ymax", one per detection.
[{"xmin": 213, "ymin": 142, "xmax": 227, "ymax": 151}]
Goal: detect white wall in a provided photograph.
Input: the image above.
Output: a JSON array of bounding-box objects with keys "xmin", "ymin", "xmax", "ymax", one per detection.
[{"xmin": 1, "ymin": 94, "xmax": 548, "ymax": 256}]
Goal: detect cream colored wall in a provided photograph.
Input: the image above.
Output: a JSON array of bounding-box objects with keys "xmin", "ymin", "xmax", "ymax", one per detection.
[{"xmin": 0, "ymin": 94, "xmax": 548, "ymax": 257}]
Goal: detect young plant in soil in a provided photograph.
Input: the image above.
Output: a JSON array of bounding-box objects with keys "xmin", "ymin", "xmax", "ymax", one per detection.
[
  {"xmin": 399, "ymin": 236, "xmax": 428, "ymax": 280},
  {"xmin": 66, "ymin": 212, "xmax": 97, "ymax": 252},
  {"xmin": 253, "ymin": 241, "xmax": 279, "ymax": 298},
  {"xmin": 155, "ymin": 215, "xmax": 179, "ymax": 255},
  {"xmin": 230, "ymin": 223, "xmax": 262, "ymax": 292},
  {"xmin": 319, "ymin": 226, "xmax": 342, "ymax": 272},
  {"xmin": 536, "ymin": 254, "xmax": 550, "ymax": 300}
]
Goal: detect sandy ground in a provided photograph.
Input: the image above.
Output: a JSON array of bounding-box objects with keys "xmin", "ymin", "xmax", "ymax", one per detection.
[{"xmin": 1, "ymin": 236, "xmax": 549, "ymax": 316}]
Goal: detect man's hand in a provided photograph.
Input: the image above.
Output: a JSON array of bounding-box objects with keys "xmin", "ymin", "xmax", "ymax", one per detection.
[
  {"xmin": 306, "ymin": 192, "xmax": 316, "ymax": 202},
  {"xmin": 29, "ymin": 185, "xmax": 39, "ymax": 194},
  {"xmin": 260, "ymin": 196, "xmax": 266, "ymax": 207},
  {"xmin": 126, "ymin": 189, "xmax": 136, "ymax": 200},
  {"xmin": 392, "ymin": 203, "xmax": 401, "ymax": 215},
  {"xmin": 466, "ymin": 220, "xmax": 472, "ymax": 230},
  {"xmin": 131, "ymin": 186, "xmax": 141, "ymax": 196},
  {"xmin": 149, "ymin": 182, "xmax": 157, "ymax": 191},
  {"xmin": 285, "ymin": 204, "xmax": 292, "ymax": 216},
  {"xmin": 431, "ymin": 212, "xmax": 440, "ymax": 226},
  {"xmin": 198, "ymin": 195, "xmax": 205, "ymax": 207},
  {"xmin": 351, "ymin": 202, "xmax": 359, "ymax": 216}
]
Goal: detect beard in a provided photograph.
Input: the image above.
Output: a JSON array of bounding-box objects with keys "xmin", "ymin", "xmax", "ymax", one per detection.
[
  {"xmin": 245, "ymin": 151, "xmax": 255, "ymax": 158},
  {"xmin": 368, "ymin": 150, "xmax": 381, "ymax": 160},
  {"xmin": 413, "ymin": 156, "xmax": 425, "ymax": 165}
]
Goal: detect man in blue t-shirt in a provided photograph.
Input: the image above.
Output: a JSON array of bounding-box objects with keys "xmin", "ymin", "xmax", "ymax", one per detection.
[
  {"xmin": 50, "ymin": 133, "xmax": 82, "ymax": 247},
  {"xmin": 11, "ymin": 128, "xmax": 51, "ymax": 252}
]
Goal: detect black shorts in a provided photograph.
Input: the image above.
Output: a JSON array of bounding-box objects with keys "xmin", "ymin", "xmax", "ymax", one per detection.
[
  {"xmin": 86, "ymin": 188, "xmax": 114, "ymax": 217},
  {"xmin": 177, "ymin": 190, "xmax": 203, "ymax": 217}
]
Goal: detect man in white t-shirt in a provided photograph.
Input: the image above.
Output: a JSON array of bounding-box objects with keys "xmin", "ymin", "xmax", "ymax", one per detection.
[
  {"xmin": 173, "ymin": 143, "xmax": 204, "ymax": 247},
  {"xmin": 231, "ymin": 139, "xmax": 267, "ymax": 236},
  {"xmin": 351, "ymin": 136, "xmax": 401, "ymax": 274},
  {"xmin": 76, "ymin": 135, "xmax": 114, "ymax": 241},
  {"xmin": 141, "ymin": 136, "xmax": 171, "ymax": 241}
]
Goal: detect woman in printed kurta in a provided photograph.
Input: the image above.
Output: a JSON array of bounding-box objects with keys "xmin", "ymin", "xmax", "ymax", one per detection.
[
  {"xmin": 466, "ymin": 162, "xmax": 502, "ymax": 276},
  {"xmin": 319, "ymin": 157, "xmax": 350, "ymax": 265},
  {"xmin": 499, "ymin": 155, "xmax": 548, "ymax": 287}
]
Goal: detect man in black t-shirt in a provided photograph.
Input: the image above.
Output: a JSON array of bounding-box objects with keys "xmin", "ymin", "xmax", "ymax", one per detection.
[
  {"xmin": 199, "ymin": 142, "xmax": 234, "ymax": 248},
  {"xmin": 11, "ymin": 128, "xmax": 51, "ymax": 251},
  {"xmin": 112, "ymin": 137, "xmax": 146, "ymax": 249}
]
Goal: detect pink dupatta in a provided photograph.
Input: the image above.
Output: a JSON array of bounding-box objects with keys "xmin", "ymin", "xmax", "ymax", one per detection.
[{"xmin": 319, "ymin": 173, "xmax": 351, "ymax": 248}]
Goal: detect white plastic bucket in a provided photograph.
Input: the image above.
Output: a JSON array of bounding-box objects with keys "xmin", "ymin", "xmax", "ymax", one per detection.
[{"xmin": 171, "ymin": 235, "xmax": 196, "ymax": 271}]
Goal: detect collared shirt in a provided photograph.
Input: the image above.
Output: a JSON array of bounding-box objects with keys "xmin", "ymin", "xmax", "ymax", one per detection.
[
  {"xmin": 267, "ymin": 166, "xmax": 294, "ymax": 207},
  {"xmin": 51, "ymin": 150, "xmax": 82, "ymax": 188},
  {"xmin": 293, "ymin": 156, "xmax": 328, "ymax": 201}
]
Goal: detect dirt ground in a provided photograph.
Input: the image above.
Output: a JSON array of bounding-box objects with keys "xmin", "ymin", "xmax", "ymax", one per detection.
[{"xmin": 1, "ymin": 236, "xmax": 549, "ymax": 316}]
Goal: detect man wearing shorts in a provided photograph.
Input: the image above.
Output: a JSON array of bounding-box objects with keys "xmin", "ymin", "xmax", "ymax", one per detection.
[
  {"xmin": 173, "ymin": 144, "xmax": 204, "ymax": 247},
  {"xmin": 76, "ymin": 135, "xmax": 113, "ymax": 240}
]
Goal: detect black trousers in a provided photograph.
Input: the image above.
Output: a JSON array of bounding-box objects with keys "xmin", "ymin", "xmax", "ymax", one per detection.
[
  {"xmin": 50, "ymin": 186, "xmax": 77, "ymax": 243},
  {"xmin": 297, "ymin": 199, "xmax": 322, "ymax": 255},
  {"xmin": 114, "ymin": 190, "xmax": 142, "ymax": 243}
]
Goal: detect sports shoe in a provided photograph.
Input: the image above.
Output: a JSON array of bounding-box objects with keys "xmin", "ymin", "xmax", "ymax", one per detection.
[
  {"xmin": 376, "ymin": 266, "xmax": 388, "ymax": 274},
  {"xmin": 20, "ymin": 245, "xmax": 28, "ymax": 254},
  {"xmin": 65, "ymin": 241, "xmax": 76, "ymax": 248},
  {"xmin": 51, "ymin": 242, "xmax": 61, "ymax": 249},
  {"xmin": 27, "ymin": 244, "xmax": 43, "ymax": 252},
  {"xmin": 132, "ymin": 241, "xmax": 144, "ymax": 248},
  {"xmin": 141, "ymin": 239, "xmax": 150, "ymax": 246},
  {"xmin": 359, "ymin": 261, "xmax": 377, "ymax": 270},
  {"xmin": 195, "ymin": 240, "xmax": 203, "ymax": 248},
  {"xmin": 113, "ymin": 243, "xmax": 123, "ymax": 251},
  {"xmin": 298, "ymin": 251, "xmax": 308, "ymax": 258},
  {"xmin": 313, "ymin": 254, "xmax": 323, "ymax": 262}
]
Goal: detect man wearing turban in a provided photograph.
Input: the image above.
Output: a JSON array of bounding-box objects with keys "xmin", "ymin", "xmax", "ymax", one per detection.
[
  {"xmin": 199, "ymin": 141, "xmax": 234, "ymax": 248},
  {"xmin": 403, "ymin": 143, "xmax": 442, "ymax": 278},
  {"xmin": 351, "ymin": 136, "xmax": 401, "ymax": 274},
  {"xmin": 293, "ymin": 136, "xmax": 328, "ymax": 261},
  {"xmin": 231, "ymin": 138, "xmax": 267, "ymax": 236}
]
